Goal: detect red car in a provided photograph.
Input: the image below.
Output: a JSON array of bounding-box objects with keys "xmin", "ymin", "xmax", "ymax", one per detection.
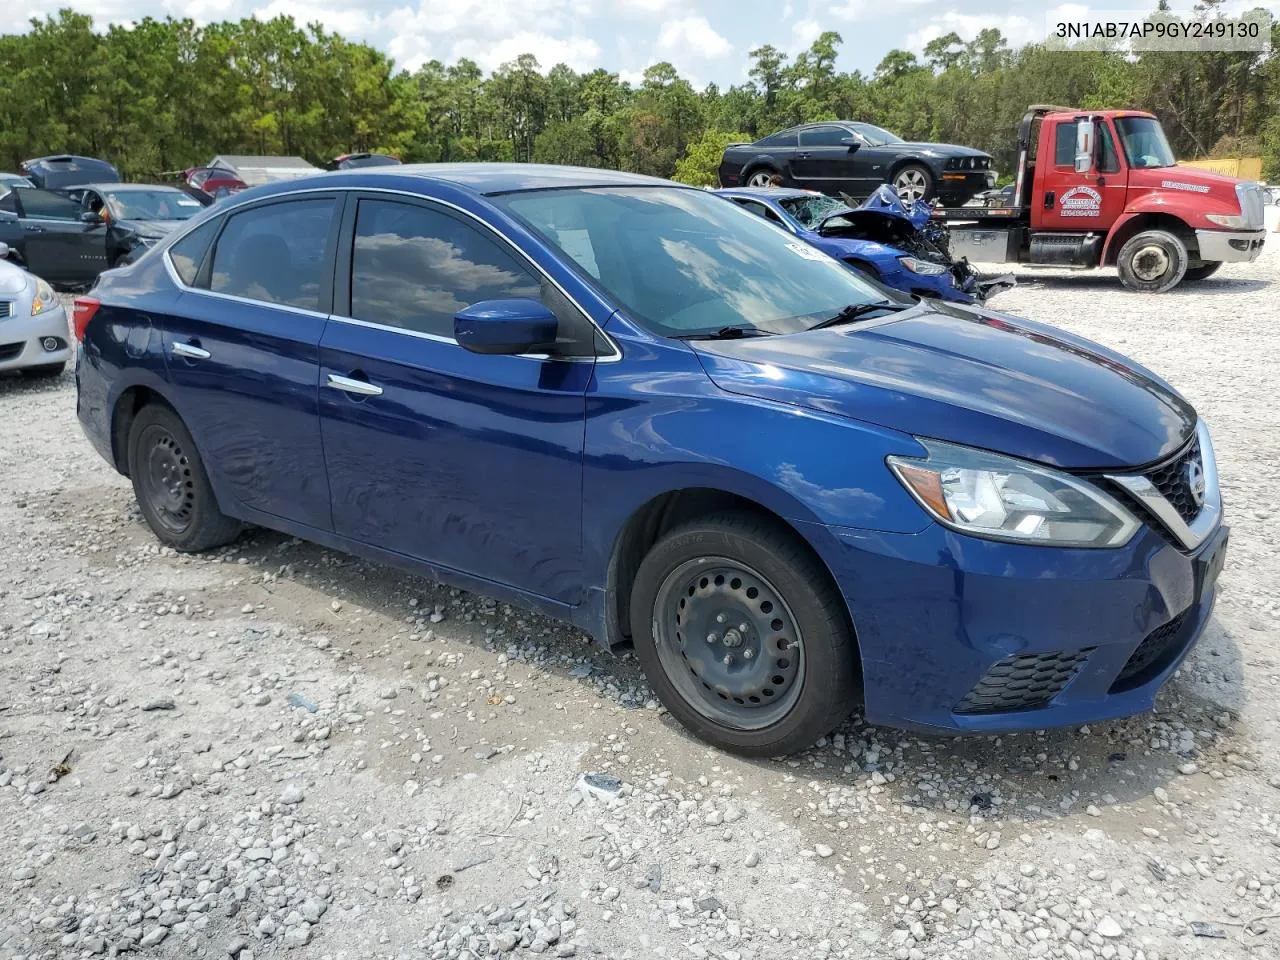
[{"xmin": 180, "ymin": 167, "xmax": 248, "ymax": 198}]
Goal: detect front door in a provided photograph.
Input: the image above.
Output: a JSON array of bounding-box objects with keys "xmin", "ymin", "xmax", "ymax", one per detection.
[
  {"xmin": 161, "ymin": 194, "xmax": 342, "ymax": 531},
  {"xmin": 13, "ymin": 188, "xmax": 108, "ymax": 286},
  {"xmin": 318, "ymin": 195, "xmax": 597, "ymax": 604},
  {"xmin": 792, "ymin": 125, "xmax": 861, "ymax": 195},
  {"xmin": 1034, "ymin": 115, "xmax": 1128, "ymax": 233}
]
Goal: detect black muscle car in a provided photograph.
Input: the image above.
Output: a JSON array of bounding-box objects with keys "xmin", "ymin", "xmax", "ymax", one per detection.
[{"xmin": 717, "ymin": 122, "xmax": 995, "ymax": 206}]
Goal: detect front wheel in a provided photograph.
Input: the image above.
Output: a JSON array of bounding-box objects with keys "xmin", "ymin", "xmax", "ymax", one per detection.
[
  {"xmin": 629, "ymin": 513, "xmax": 859, "ymax": 756},
  {"xmin": 1116, "ymin": 229, "xmax": 1189, "ymax": 293},
  {"xmin": 892, "ymin": 163, "xmax": 934, "ymax": 203},
  {"xmin": 127, "ymin": 403, "xmax": 242, "ymax": 552},
  {"xmin": 1183, "ymin": 261, "xmax": 1222, "ymax": 282}
]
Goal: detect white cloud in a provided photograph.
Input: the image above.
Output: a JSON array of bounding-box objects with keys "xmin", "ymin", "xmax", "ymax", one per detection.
[
  {"xmin": 904, "ymin": 13, "xmax": 1044, "ymax": 53},
  {"xmin": 829, "ymin": 0, "xmax": 867, "ymax": 19},
  {"xmin": 790, "ymin": 18, "xmax": 823, "ymax": 51},
  {"xmin": 616, "ymin": 0, "xmax": 677, "ymax": 15},
  {"xmin": 451, "ymin": 32, "xmax": 602, "ymax": 72},
  {"xmin": 254, "ymin": 0, "xmax": 379, "ymax": 35},
  {"xmin": 656, "ymin": 16, "xmax": 731, "ymax": 59}
]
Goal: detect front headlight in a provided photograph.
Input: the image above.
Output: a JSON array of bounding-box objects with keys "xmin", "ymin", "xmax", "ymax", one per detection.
[
  {"xmin": 1205, "ymin": 213, "xmax": 1248, "ymax": 228},
  {"xmin": 887, "ymin": 439, "xmax": 1139, "ymax": 548},
  {"xmin": 30, "ymin": 277, "xmax": 56, "ymax": 315},
  {"xmin": 899, "ymin": 256, "xmax": 948, "ymax": 276}
]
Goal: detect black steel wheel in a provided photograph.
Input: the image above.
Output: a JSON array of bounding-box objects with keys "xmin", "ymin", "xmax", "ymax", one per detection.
[
  {"xmin": 630, "ymin": 512, "xmax": 859, "ymax": 756},
  {"xmin": 127, "ymin": 404, "xmax": 241, "ymax": 552}
]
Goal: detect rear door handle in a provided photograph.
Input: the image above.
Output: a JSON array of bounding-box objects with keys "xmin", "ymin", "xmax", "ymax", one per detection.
[
  {"xmin": 326, "ymin": 373, "xmax": 383, "ymax": 397},
  {"xmin": 172, "ymin": 341, "xmax": 211, "ymax": 360}
]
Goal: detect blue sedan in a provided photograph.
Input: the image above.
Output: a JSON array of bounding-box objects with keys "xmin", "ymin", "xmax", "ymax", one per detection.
[
  {"xmin": 75, "ymin": 164, "xmax": 1227, "ymax": 755},
  {"xmin": 715, "ymin": 185, "xmax": 1005, "ymax": 304}
]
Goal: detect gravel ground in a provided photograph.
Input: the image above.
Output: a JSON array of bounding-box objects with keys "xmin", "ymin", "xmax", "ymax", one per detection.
[{"xmin": 1, "ymin": 231, "xmax": 1279, "ymax": 960}]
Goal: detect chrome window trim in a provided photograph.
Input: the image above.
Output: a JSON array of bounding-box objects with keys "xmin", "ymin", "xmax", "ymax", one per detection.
[
  {"xmin": 1105, "ymin": 420, "xmax": 1221, "ymax": 551},
  {"xmin": 161, "ymin": 185, "xmax": 621, "ymax": 363}
]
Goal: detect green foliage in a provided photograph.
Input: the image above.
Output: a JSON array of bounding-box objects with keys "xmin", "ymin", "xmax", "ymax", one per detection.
[
  {"xmin": 673, "ymin": 131, "xmax": 751, "ymax": 186},
  {"xmin": 0, "ymin": 11, "xmax": 1275, "ymax": 184}
]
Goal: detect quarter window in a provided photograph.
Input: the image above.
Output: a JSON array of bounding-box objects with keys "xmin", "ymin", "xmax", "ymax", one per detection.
[
  {"xmin": 169, "ymin": 219, "xmax": 220, "ymax": 286},
  {"xmin": 756, "ymin": 131, "xmax": 797, "ymax": 148},
  {"xmin": 349, "ymin": 198, "xmax": 596, "ymax": 356},
  {"xmin": 209, "ymin": 199, "xmax": 337, "ymax": 311}
]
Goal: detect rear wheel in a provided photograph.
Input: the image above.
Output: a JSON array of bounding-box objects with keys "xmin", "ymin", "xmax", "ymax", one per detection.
[
  {"xmin": 127, "ymin": 403, "xmax": 241, "ymax": 552},
  {"xmin": 1116, "ymin": 229, "xmax": 1189, "ymax": 293},
  {"xmin": 892, "ymin": 163, "xmax": 934, "ymax": 203},
  {"xmin": 629, "ymin": 513, "xmax": 859, "ymax": 756},
  {"xmin": 1183, "ymin": 261, "xmax": 1222, "ymax": 282},
  {"xmin": 745, "ymin": 167, "xmax": 780, "ymax": 188}
]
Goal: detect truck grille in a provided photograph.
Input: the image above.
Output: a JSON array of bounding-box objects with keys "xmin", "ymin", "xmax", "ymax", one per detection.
[
  {"xmin": 1237, "ymin": 183, "xmax": 1265, "ymax": 229},
  {"xmin": 955, "ymin": 648, "xmax": 1094, "ymax": 714},
  {"xmin": 1110, "ymin": 612, "xmax": 1189, "ymax": 692},
  {"xmin": 1146, "ymin": 439, "xmax": 1204, "ymax": 525}
]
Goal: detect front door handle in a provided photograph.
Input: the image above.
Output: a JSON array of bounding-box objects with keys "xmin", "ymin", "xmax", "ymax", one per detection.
[
  {"xmin": 326, "ymin": 373, "xmax": 383, "ymax": 397},
  {"xmin": 796, "ymin": 151, "xmax": 811, "ymax": 159},
  {"xmin": 172, "ymin": 341, "xmax": 211, "ymax": 360},
  {"xmin": 23, "ymin": 224, "xmax": 46, "ymax": 233}
]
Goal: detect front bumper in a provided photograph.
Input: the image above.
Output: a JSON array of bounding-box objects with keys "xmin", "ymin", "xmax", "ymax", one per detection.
[
  {"xmin": 1195, "ymin": 228, "xmax": 1265, "ymax": 263},
  {"xmin": 937, "ymin": 169, "xmax": 996, "ymax": 200},
  {"xmin": 805, "ymin": 516, "xmax": 1228, "ymax": 734},
  {"xmin": 0, "ymin": 303, "xmax": 72, "ymax": 371}
]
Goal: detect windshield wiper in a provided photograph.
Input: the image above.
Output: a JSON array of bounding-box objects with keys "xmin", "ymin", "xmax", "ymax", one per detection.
[
  {"xmin": 673, "ymin": 326, "xmax": 776, "ymax": 341},
  {"xmin": 808, "ymin": 300, "xmax": 912, "ymax": 331}
]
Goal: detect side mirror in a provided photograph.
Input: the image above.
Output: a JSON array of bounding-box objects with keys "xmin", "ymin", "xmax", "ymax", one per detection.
[
  {"xmin": 454, "ymin": 298, "xmax": 558, "ymax": 356},
  {"xmin": 80, "ymin": 210, "xmax": 103, "ymax": 224},
  {"xmin": 840, "ymin": 136, "xmax": 862, "ymax": 152},
  {"xmin": 1074, "ymin": 118, "xmax": 1095, "ymax": 174}
]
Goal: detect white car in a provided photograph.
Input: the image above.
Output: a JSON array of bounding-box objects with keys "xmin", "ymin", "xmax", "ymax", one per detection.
[{"xmin": 0, "ymin": 241, "xmax": 71, "ymax": 378}]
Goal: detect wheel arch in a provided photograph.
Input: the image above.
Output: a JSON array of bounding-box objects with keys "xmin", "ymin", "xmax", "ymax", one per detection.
[
  {"xmin": 601, "ymin": 488, "xmax": 859, "ymax": 671},
  {"xmin": 1103, "ymin": 212, "xmax": 1198, "ymax": 265},
  {"xmin": 109, "ymin": 381, "xmax": 182, "ymax": 476}
]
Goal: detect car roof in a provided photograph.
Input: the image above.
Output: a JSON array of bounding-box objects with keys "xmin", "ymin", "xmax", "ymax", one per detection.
[{"xmin": 316, "ymin": 162, "xmax": 674, "ymax": 195}]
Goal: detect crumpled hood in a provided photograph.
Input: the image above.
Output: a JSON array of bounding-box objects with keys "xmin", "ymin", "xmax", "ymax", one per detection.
[
  {"xmin": 0, "ymin": 258, "xmax": 32, "ymax": 295},
  {"xmin": 117, "ymin": 219, "xmax": 186, "ymax": 240},
  {"xmin": 693, "ymin": 302, "xmax": 1195, "ymax": 470}
]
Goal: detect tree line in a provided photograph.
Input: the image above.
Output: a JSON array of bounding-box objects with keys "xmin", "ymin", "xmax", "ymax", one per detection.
[{"xmin": 1, "ymin": 6, "xmax": 1277, "ymax": 187}]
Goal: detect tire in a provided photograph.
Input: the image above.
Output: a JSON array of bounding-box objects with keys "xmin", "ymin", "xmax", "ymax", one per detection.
[
  {"xmin": 892, "ymin": 163, "xmax": 934, "ymax": 203},
  {"xmin": 127, "ymin": 403, "xmax": 241, "ymax": 552},
  {"xmin": 629, "ymin": 512, "xmax": 859, "ymax": 757},
  {"xmin": 744, "ymin": 166, "xmax": 780, "ymax": 188},
  {"xmin": 20, "ymin": 362, "xmax": 66, "ymax": 378},
  {"xmin": 1183, "ymin": 261, "xmax": 1222, "ymax": 283},
  {"xmin": 1116, "ymin": 229, "xmax": 1189, "ymax": 293}
]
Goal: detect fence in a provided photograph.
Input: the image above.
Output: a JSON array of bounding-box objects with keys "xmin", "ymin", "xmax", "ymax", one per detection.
[{"xmin": 1176, "ymin": 157, "xmax": 1263, "ymax": 180}]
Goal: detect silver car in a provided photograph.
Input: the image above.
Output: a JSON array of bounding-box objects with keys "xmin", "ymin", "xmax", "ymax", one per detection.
[{"xmin": 0, "ymin": 241, "xmax": 71, "ymax": 378}]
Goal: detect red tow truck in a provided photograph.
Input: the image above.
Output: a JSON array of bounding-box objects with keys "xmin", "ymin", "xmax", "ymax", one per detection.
[{"xmin": 935, "ymin": 106, "xmax": 1268, "ymax": 292}]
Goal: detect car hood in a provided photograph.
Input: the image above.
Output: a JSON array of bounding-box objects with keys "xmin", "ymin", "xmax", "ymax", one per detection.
[
  {"xmin": 895, "ymin": 142, "xmax": 991, "ymax": 159},
  {"xmin": 692, "ymin": 301, "xmax": 1195, "ymax": 470},
  {"xmin": 0, "ymin": 259, "xmax": 32, "ymax": 295},
  {"xmin": 116, "ymin": 219, "xmax": 187, "ymax": 240},
  {"xmin": 819, "ymin": 184, "xmax": 932, "ymax": 233}
]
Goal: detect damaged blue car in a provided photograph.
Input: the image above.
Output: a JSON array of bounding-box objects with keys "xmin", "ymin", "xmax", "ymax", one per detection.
[{"xmin": 715, "ymin": 184, "xmax": 1013, "ymax": 304}]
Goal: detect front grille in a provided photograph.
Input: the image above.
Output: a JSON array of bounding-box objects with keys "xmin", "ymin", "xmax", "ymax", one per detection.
[
  {"xmin": 0, "ymin": 300, "xmax": 13, "ymax": 319},
  {"xmin": 1110, "ymin": 612, "xmax": 1189, "ymax": 692},
  {"xmin": 0, "ymin": 341, "xmax": 23, "ymax": 361},
  {"xmin": 1238, "ymin": 183, "xmax": 1264, "ymax": 229},
  {"xmin": 1146, "ymin": 439, "xmax": 1203, "ymax": 524},
  {"xmin": 956, "ymin": 648, "xmax": 1094, "ymax": 714}
]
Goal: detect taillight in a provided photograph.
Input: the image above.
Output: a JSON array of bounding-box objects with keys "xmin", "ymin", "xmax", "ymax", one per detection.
[{"xmin": 73, "ymin": 296, "xmax": 101, "ymax": 341}]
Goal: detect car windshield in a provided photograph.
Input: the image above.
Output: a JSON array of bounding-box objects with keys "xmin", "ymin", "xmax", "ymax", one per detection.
[
  {"xmin": 495, "ymin": 186, "xmax": 885, "ymax": 337},
  {"xmin": 104, "ymin": 189, "xmax": 204, "ymax": 221},
  {"xmin": 850, "ymin": 123, "xmax": 903, "ymax": 146},
  {"xmin": 1116, "ymin": 117, "xmax": 1176, "ymax": 169},
  {"xmin": 779, "ymin": 194, "xmax": 854, "ymax": 228}
]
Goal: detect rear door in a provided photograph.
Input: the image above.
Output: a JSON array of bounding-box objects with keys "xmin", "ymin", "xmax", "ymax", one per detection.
[
  {"xmin": 318, "ymin": 193, "xmax": 597, "ymax": 603},
  {"xmin": 12, "ymin": 188, "xmax": 108, "ymax": 285},
  {"xmin": 1034, "ymin": 116, "xmax": 1128, "ymax": 232},
  {"xmin": 161, "ymin": 194, "xmax": 342, "ymax": 531}
]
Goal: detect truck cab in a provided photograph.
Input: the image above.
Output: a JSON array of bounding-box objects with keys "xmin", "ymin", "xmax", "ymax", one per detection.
[{"xmin": 939, "ymin": 106, "xmax": 1267, "ymax": 292}]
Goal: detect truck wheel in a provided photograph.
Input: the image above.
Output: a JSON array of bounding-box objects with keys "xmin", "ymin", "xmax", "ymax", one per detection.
[
  {"xmin": 892, "ymin": 164, "xmax": 934, "ymax": 203},
  {"xmin": 1116, "ymin": 230, "xmax": 1188, "ymax": 293},
  {"xmin": 1183, "ymin": 261, "xmax": 1222, "ymax": 282},
  {"xmin": 629, "ymin": 512, "xmax": 859, "ymax": 757},
  {"xmin": 744, "ymin": 166, "xmax": 781, "ymax": 188}
]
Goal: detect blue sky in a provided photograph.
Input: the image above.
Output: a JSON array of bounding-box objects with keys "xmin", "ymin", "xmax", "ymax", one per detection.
[{"xmin": 6, "ymin": 1, "xmax": 1277, "ymax": 87}]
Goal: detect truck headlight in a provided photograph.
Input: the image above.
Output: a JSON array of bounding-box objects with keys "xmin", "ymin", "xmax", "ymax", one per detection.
[
  {"xmin": 30, "ymin": 277, "xmax": 57, "ymax": 315},
  {"xmin": 887, "ymin": 439, "xmax": 1139, "ymax": 548},
  {"xmin": 898, "ymin": 256, "xmax": 948, "ymax": 276},
  {"xmin": 1205, "ymin": 213, "xmax": 1248, "ymax": 228}
]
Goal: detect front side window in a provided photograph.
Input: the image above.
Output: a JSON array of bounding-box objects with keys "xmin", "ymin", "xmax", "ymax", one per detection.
[
  {"xmin": 210, "ymin": 198, "xmax": 336, "ymax": 311},
  {"xmin": 800, "ymin": 126, "xmax": 851, "ymax": 148},
  {"xmin": 349, "ymin": 198, "xmax": 596, "ymax": 356},
  {"xmin": 1053, "ymin": 120, "xmax": 1078, "ymax": 167},
  {"xmin": 1116, "ymin": 117, "xmax": 1176, "ymax": 169},
  {"xmin": 18, "ymin": 189, "xmax": 83, "ymax": 221},
  {"xmin": 496, "ymin": 186, "xmax": 884, "ymax": 338}
]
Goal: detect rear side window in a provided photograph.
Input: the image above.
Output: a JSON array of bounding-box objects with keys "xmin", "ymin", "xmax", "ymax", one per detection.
[
  {"xmin": 349, "ymin": 198, "xmax": 597, "ymax": 356},
  {"xmin": 169, "ymin": 219, "xmax": 220, "ymax": 286},
  {"xmin": 800, "ymin": 126, "xmax": 850, "ymax": 147},
  {"xmin": 757, "ymin": 131, "xmax": 797, "ymax": 148},
  {"xmin": 209, "ymin": 199, "xmax": 336, "ymax": 311}
]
